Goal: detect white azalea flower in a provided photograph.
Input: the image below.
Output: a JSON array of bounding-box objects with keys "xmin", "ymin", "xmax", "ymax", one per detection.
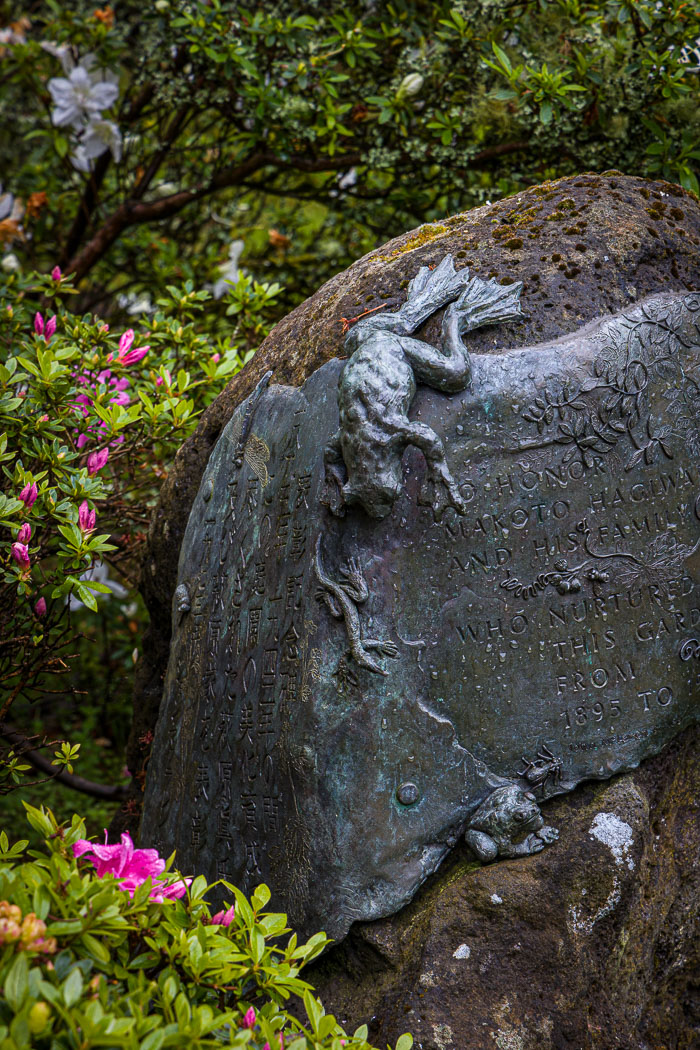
[
  {"xmin": 83, "ymin": 118, "xmax": 123, "ymax": 162},
  {"xmin": 48, "ymin": 61, "xmax": 119, "ymax": 129},
  {"xmin": 213, "ymin": 239, "xmax": 245, "ymax": 299},
  {"xmin": 117, "ymin": 291, "xmax": 154, "ymax": 315},
  {"xmin": 1, "ymin": 253, "xmax": 20, "ymax": 272}
]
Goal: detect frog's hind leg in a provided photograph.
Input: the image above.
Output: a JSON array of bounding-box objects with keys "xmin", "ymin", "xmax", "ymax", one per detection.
[{"xmin": 390, "ymin": 419, "xmax": 466, "ymax": 515}]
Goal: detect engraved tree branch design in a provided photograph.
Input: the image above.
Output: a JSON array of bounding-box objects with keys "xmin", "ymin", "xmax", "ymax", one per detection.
[{"xmin": 515, "ymin": 308, "xmax": 697, "ymax": 471}]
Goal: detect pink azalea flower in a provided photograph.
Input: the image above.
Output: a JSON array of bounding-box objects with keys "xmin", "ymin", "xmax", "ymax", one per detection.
[
  {"xmin": 87, "ymin": 447, "xmax": 109, "ymax": 475},
  {"xmin": 73, "ymin": 831, "xmax": 191, "ymax": 901},
  {"xmin": 109, "ymin": 391, "xmax": 130, "ymax": 406},
  {"xmin": 19, "ymin": 482, "xmax": 38, "ymax": 509},
  {"xmin": 34, "ymin": 597, "xmax": 47, "ymax": 617},
  {"xmin": 119, "ymin": 345, "xmax": 149, "ymax": 367},
  {"xmin": 45, "ymin": 316, "xmax": 57, "ymax": 341},
  {"xmin": 39, "ymin": 414, "xmax": 49, "ymax": 423},
  {"xmin": 11, "ymin": 542, "xmax": 30, "ymax": 570},
  {"xmin": 78, "ymin": 500, "xmax": 96, "ymax": 533},
  {"xmin": 34, "ymin": 312, "xmax": 44, "ymax": 335},
  {"xmin": 76, "ymin": 433, "xmax": 90, "ymax": 449},
  {"xmin": 243, "ymin": 1007, "xmax": 256, "ymax": 1029},
  {"xmin": 118, "ymin": 329, "xmax": 134, "ymax": 355},
  {"xmin": 17, "ymin": 523, "xmax": 31, "ymax": 544},
  {"xmin": 51, "ymin": 266, "xmax": 62, "ymax": 281},
  {"xmin": 212, "ymin": 352, "xmax": 221, "ymax": 363},
  {"xmin": 210, "ymin": 904, "xmax": 235, "ymax": 926}
]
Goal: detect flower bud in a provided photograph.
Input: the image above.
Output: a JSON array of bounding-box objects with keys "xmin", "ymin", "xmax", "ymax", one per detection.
[
  {"xmin": 20, "ymin": 913, "xmax": 47, "ymax": 945},
  {"xmin": 78, "ymin": 500, "xmax": 96, "ymax": 533},
  {"xmin": 397, "ymin": 73, "xmax": 424, "ymax": 99},
  {"xmin": 11, "ymin": 542, "xmax": 30, "ymax": 570},
  {"xmin": 17, "ymin": 522, "xmax": 31, "ymax": 543},
  {"xmin": 51, "ymin": 266, "xmax": 62, "ymax": 281},
  {"xmin": 19, "ymin": 481, "xmax": 38, "ymax": 508},
  {"xmin": 34, "ymin": 597, "xmax": 47, "ymax": 617},
  {"xmin": 0, "ymin": 917, "xmax": 22, "ymax": 943},
  {"xmin": 0, "ymin": 902, "xmax": 22, "ymax": 923},
  {"xmin": 28, "ymin": 1002, "xmax": 52, "ymax": 1035}
]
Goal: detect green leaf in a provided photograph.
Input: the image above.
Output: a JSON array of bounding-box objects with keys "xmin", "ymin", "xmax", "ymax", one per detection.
[
  {"xmin": 395, "ymin": 1035, "xmax": 414, "ymax": 1050},
  {"xmin": 141, "ymin": 1031, "xmax": 166, "ymax": 1050},
  {"xmin": 81, "ymin": 932, "xmax": 111, "ymax": 964},
  {"xmin": 4, "ymin": 953, "xmax": 29, "ymax": 1012},
  {"xmin": 492, "ymin": 41, "xmax": 512, "ymax": 74},
  {"xmin": 62, "ymin": 967, "xmax": 84, "ymax": 1008},
  {"xmin": 252, "ymin": 883, "xmax": 271, "ymax": 909}
]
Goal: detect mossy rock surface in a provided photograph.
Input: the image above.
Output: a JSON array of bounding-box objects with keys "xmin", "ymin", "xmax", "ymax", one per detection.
[
  {"xmin": 305, "ymin": 725, "xmax": 698, "ymax": 1050},
  {"xmin": 126, "ymin": 173, "xmax": 699, "ymax": 1047}
]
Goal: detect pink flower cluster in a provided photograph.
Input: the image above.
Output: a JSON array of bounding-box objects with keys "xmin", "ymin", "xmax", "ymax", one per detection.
[
  {"xmin": 11, "ymin": 496, "xmax": 36, "ymax": 576},
  {"xmin": 210, "ymin": 904, "xmax": 235, "ymax": 926},
  {"xmin": 108, "ymin": 328, "xmax": 149, "ymax": 368},
  {"xmin": 72, "ymin": 329, "xmax": 149, "ymax": 461},
  {"xmin": 73, "ymin": 831, "xmax": 191, "ymax": 902}
]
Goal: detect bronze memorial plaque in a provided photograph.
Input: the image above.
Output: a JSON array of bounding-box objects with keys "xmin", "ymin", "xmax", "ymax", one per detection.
[{"xmin": 141, "ymin": 258, "xmax": 700, "ymax": 939}]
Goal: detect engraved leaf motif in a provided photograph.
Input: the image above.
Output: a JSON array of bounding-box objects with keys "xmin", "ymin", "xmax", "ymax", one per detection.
[
  {"xmin": 229, "ymin": 414, "xmax": 270, "ymax": 487},
  {"xmin": 245, "ymin": 434, "xmax": 270, "ymax": 487}
]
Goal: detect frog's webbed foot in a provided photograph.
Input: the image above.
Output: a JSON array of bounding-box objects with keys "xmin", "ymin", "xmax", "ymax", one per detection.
[
  {"xmin": 453, "ymin": 273, "xmax": 525, "ymax": 334},
  {"xmin": 418, "ymin": 471, "xmax": 467, "ymax": 518},
  {"xmin": 536, "ymin": 825, "xmax": 559, "ymax": 846}
]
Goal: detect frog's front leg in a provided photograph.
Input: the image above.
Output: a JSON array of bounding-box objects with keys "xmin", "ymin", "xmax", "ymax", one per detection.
[{"xmin": 320, "ymin": 430, "xmax": 347, "ymax": 517}]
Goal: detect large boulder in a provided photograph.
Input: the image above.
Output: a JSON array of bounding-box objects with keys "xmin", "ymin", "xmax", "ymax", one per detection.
[
  {"xmin": 124, "ymin": 173, "xmax": 699, "ymax": 1047},
  {"xmin": 305, "ymin": 724, "xmax": 698, "ymax": 1050}
]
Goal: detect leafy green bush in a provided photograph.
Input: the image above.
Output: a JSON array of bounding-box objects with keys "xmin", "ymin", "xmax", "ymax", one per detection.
[
  {"xmin": 0, "ymin": 265, "xmax": 278, "ymax": 794},
  {"xmin": 0, "ymin": 806, "xmax": 412, "ymax": 1050}
]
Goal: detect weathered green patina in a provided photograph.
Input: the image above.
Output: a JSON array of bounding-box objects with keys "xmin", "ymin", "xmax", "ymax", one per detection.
[{"xmin": 141, "ymin": 261, "xmax": 700, "ymax": 940}]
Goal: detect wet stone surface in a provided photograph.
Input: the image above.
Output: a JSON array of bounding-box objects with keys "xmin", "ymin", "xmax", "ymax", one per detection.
[{"xmin": 141, "ymin": 280, "xmax": 700, "ymax": 940}]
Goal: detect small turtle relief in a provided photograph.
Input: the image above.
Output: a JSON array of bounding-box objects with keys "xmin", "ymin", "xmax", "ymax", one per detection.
[{"xmin": 464, "ymin": 784, "xmax": 559, "ymax": 863}]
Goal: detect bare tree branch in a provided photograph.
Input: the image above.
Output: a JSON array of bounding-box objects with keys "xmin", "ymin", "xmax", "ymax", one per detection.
[{"xmin": 1, "ymin": 725, "xmax": 129, "ymax": 801}]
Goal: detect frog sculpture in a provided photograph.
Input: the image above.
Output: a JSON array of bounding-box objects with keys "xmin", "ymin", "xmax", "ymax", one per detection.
[
  {"xmin": 465, "ymin": 784, "xmax": 560, "ymax": 863},
  {"xmin": 321, "ymin": 254, "xmax": 524, "ymax": 519}
]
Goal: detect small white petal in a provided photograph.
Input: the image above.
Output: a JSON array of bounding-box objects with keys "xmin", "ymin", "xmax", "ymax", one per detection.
[
  {"xmin": 89, "ymin": 82, "xmax": 119, "ymax": 110},
  {"xmin": 70, "ymin": 144, "xmax": 93, "ymax": 172}
]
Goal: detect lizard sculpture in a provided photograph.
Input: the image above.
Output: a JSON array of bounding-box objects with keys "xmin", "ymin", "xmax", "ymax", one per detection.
[
  {"xmin": 322, "ymin": 254, "xmax": 524, "ymax": 519},
  {"xmin": 313, "ymin": 534, "xmax": 398, "ymax": 675}
]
